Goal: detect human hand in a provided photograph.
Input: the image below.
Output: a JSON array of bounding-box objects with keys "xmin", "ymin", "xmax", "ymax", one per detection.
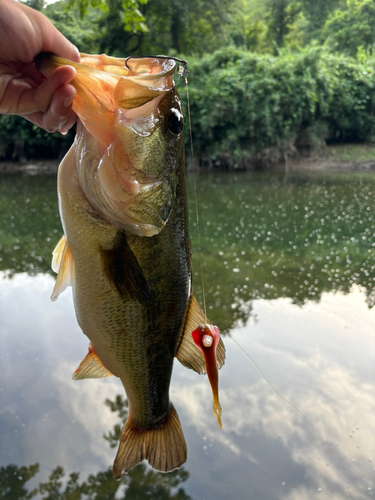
[{"xmin": 0, "ymin": 0, "xmax": 80, "ymax": 134}]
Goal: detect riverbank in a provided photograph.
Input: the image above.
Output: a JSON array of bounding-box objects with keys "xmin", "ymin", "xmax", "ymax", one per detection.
[
  {"xmin": 287, "ymin": 143, "xmax": 375, "ymax": 172},
  {"xmin": 1, "ymin": 144, "xmax": 375, "ymax": 174},
  {"xmin": 0, "ymin": 159, "xmax": 59, "ymax": 174}
]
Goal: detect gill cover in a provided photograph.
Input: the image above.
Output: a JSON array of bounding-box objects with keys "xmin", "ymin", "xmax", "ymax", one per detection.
[{"xmin": 36, "ymin": 53, "xmax": 184, "ymax": 236}]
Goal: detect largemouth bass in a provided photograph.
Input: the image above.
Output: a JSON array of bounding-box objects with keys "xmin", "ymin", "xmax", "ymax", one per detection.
[{"xmin": 36, "ymin": 53, "xmax": 225, "ymax": 477}]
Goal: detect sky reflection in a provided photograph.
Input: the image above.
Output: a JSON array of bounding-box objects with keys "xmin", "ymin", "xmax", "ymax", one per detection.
[
  {"xmin": 1, "ymin": 169, "xmax": 375, "ymax": 498},
  {"xmin": 1, "ymin": 272, "xmax": 374, "ymax": 499}
]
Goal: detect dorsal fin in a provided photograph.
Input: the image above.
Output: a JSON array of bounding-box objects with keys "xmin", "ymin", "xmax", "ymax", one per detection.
[
  {"xmin": 50, "ymin": 236, "xmax": 74, "ymax": 302},
  {"xmin": 73, "ymin": 344, "xmax": 114, "ymax": 380},
  {"xmin": 100, "ymin": 231, "xmax": 151, "ymax": 306},
  {"xmin": 175, "ymin": 295, "xmax": 226, "ymax": 374}
]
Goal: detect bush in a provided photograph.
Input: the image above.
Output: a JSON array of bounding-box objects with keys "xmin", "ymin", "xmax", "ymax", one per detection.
[
  {"xmin": 2, "ymin": 46, "xmax": 375, "ymax": 168},
  {"xmin": 0, "ymin": 115, "xmax": 74, "ymax": 161},
  {"xmin": 179, "ymin": 46, "xmax": 375, "ymax": 169}
]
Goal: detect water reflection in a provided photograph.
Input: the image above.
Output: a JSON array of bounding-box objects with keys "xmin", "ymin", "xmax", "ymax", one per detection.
[
  {"xmin": 0, "ymin": 174, "xmax": 60, "ymax": 276},
  {"xmin": 2, "ymin": 171, "xmax": 375, "ymax": 332},
  {"xmin": 1, "ymin": 393, "xmax": 192, "ymax": 500},
  {"xmin": 187, "ymin": 171, "xmax": 375, "ymax": 331},
  {"xmin": 1, "ymin": 463, "xmax": 192, "ymax": 499},
  {"xmin": 1, "ymin": 171, "xmax": 374, "ymax": 499}
]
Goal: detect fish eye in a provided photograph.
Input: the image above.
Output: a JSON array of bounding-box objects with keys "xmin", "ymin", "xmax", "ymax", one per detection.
[{"xmin": 167, "ymin": 109, "xmax": 184, "ymax": 135}]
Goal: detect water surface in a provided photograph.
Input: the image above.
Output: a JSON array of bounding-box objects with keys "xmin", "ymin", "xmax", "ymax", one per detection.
[{"xmin": 0, "ymin": 170, "xmax": 374, "ymax": 499}]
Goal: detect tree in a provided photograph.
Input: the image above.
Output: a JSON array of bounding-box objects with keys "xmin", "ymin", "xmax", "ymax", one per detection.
[
  {"xmin": 22, "ymin": 0, "xmax": 45, "ymax": 10},
  {"xmin": 265, "ymin": 0, "xmax": 301, "ymax": 52},
  {"xmin": 66, "ymin": 0, "xmax": 148, "ymax": 32},
  {"xmin": 322, "ymin": 0, "xmax": 375, "ymax": 56},
  {"xmin": 44, "ymin": 2, "xmax": 100, "ymax": 54},
  {"xmin": 0, "ymin": 396, "xmax": 193, "ymax": 500},
  {"xmin": 300, "ymin": 0, "xmax": 344, "ymax": 40},
  {"xmin": 0, "ymin": 463, "xmax": 39, "ymax": 500}
]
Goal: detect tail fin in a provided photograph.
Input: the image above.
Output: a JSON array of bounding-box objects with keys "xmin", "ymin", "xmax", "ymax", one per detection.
[{"xmin": 112, "ymin": 403, "xmax": 187, "ymax": 478}]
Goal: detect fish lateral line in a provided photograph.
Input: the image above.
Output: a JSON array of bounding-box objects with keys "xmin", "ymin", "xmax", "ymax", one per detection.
[
  {"xmin": 192, "ymin": 324, "xmax": 223, "ymax": 429},
  {"xmin": 229, "ymin": 336, "xmax": 372, "ymax": 482}
]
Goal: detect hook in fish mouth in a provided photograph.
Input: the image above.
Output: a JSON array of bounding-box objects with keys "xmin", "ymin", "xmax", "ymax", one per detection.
[{"xmin": 124, "ymin": 55, "xmax": 189, "ymax": 76}]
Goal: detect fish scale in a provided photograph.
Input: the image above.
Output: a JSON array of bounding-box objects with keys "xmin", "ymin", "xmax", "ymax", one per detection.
[{"xmin": 37, "ymin": 52, "xmax": 225, "ymax": 477}]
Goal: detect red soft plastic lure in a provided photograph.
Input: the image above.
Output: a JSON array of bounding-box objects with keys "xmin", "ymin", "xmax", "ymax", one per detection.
[{"xmin": 192, "ymin": 324, "xmax": 222, "ymax": 428}]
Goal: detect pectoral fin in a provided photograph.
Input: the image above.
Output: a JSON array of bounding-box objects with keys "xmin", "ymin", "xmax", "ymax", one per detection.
[
  {"xmin": 50, "ymin": 236, "xmax": 74, "ymax": 302},
  {"xmin": 51, "ymin": 235, "xmax": 66, "ymax": 273},
  {"xmin": 175, "ymin": 295, "xmax": 226, "ymax": 374},
  {"xmin": 100, "ymin": 231, "xmax": 151, "ymax": 305},
  {"xmin": 73, "ymin": 344, "xmax": 114, "ymax": 380}
]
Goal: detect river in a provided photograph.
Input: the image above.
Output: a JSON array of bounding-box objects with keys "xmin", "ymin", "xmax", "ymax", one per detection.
[{"xmin": 0, "ymin": 169, "xmax": 374, "ymax": 499}]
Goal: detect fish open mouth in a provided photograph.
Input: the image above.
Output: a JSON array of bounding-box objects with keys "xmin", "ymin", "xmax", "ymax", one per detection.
[{"xmin": 36, "ymin": 53, "xmax": 182, "ymax": 236}]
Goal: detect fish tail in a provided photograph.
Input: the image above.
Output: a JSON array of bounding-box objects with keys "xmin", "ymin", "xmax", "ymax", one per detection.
[{"xmin": 112, "ymin": 403, "xmax": 187, "ymax": 478}]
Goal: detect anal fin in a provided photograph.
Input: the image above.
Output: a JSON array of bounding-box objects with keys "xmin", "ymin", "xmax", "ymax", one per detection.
[
  {"xmin": 51, "ymin": 235, "xmax": 74, "ymax": 302},
  {"xmin": 175, "ymin": 295, "xmax": 226, "ymax": 374},
  {"xmin": 73, "ymin": 344, "xmax": 114, "ymax": 380}
]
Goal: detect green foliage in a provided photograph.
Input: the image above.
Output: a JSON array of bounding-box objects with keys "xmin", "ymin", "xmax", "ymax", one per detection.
[
  {"xmin": 0, "ymin": 394, "xmax": 192, "ymax": 499},
  {"xmin": 1, "ymin": 461, "xmax": 192, "ymax": 500},
  {"xmin": 265, "ymin": 0, "xmax": 301, "ymax": 51},
  {"xmin": 0, "ymin": 115, "xmax": 74, "ymax": 161},
  {"xmin": 22, "ymin": 0, "xmax": 45, "ymax": 10},
  {"xmin": 188, "ymin": 171, "xmax": 375, "ymax": 331},
  {"xmin": 66, "ymin": 0, "xmax": 148, "ymax": 33},
  {"xmin": 0, "ymin": 174, "xmax": 61, "ymax": 277},
  {"xmin": 322, "ymin": 0, "xmax": 375, "ymax": 56},
  {"xmin": 39, "ymin": 0, "xmax": 375, "ymax": 57},
  {"xmin": 300, "ymin": 0, "xmax": 344, "ymax": 40},
  {"xmin": 2, "ymin": 170, "xmax": 375, "ymax": 334},
  {"xmin": 182, "ymin": 46, "xmax": 375, "ymax": 168},
  {"xmin": 3, "ymin": 0, "xmax": 375, "ymax": 163},
  {"xmin": 44, "ymin": 2, "xmax": 100, "ymax": 53},
  {"xmin": 94, "ymin": 0, "xmax": 236, "ymax": 56},
  {"xmin": 0, "ymin": 463, "xmax": 39, "ymax": 499},
  {"xmin": 103, "ymin": 395, "xmax": 129, "ymax": 447}
]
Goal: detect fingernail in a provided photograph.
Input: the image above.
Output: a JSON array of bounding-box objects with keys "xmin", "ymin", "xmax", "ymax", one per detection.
[
  {"xmin": 60, "ymin": 128, "xmax": 69, "ymax": 136},
  {"xmin": 73, "ymin": 45, "xmax": 80, "ymax": 62}
]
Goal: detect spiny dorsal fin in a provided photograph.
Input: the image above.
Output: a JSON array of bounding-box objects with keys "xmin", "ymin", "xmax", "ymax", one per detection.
[
  {"xmin": 50, "ymin": 236, "xmax": 74, "ymax": 302},
  {"xmin": 100, "ymin": 231, "xmax": 151, "ymax": 306},
  {"xmin": 73, "ymin": 344, "xmax": 114, "ymax": 380},
  {"xmin": 175, "ymin": 295, "xmax": 226, "ymax": 374}
]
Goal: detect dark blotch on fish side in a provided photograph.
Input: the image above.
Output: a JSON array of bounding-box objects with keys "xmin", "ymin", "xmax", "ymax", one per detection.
[{"xmin": 101, "ymin": 231, "xmax": 152, "ymax": 305}]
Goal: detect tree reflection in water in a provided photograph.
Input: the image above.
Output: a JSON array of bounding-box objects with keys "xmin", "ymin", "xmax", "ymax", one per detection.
[
  {"xmin": 2, "ymin": 171, "xmax": 375, "ymax": 334},
  {"xmin": 0, "ymin": 396, "xmax": 193, "ymax": 500}
]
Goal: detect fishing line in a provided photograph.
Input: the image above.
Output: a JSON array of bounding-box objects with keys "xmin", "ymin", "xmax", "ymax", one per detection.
[
  {"xmin": 179, "ymin": 57, "xmax": 370, "ymax": 483},
  {"xmin": 230, "ymin": 336, "xmax": 372, "ymax": 482},
  {"xmin": 180, "ymin": 64, "xmax": 207, "ymax": 318}
]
